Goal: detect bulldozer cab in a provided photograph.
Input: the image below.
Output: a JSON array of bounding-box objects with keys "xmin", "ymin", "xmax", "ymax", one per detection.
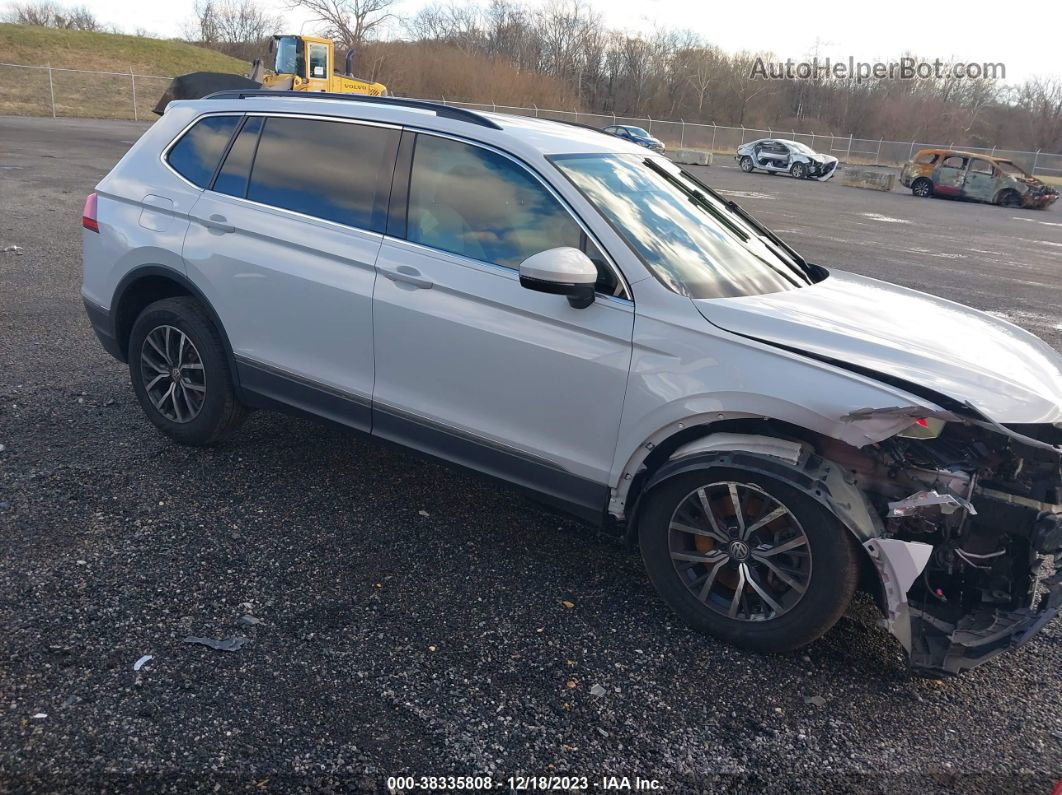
[
  {"xmin": 263, "ymin": 35, "xmax": 386, "ymax": 96},
  {"xmin": 268, "ymin": 35, "xmax": 330, "ymax": 92}
]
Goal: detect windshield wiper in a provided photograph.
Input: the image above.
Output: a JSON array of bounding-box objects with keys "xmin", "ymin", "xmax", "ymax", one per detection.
[
  {"xmin": 679, "ymin": 167, "xmax": 813, "ymax": 277},
  {"xmin": 642, "ymin": 159, "xmax": 751, "ymax": 243}
]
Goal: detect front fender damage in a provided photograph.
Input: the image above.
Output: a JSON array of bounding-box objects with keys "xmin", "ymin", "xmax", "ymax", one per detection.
[{"xmin": 652, "ymin": 418, "xmax": 1062, "ymax": 676}]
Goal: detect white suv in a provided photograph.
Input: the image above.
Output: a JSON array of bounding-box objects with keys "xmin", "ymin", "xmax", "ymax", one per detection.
[{"xmin": 82, "ymin": 92, "xmax": 1062, "ymax": 676}]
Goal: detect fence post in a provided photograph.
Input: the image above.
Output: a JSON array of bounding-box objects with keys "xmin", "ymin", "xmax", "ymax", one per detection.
[
  {"xmin": 810, "ymin": 132, "xmax": 815, "ymax": 150},
  {"xmin": 1032, "ymin": 149, "xmax": 1041, "ymax": 176},
  {"xmin": 680, "ymin": 119, "xmax": 685, "ymax": 148},
  {"xmin": 846, "ymin": 134, "xmax": 853, "ymax": 163},
  {"xmin": 441, "ymin": 96, "xmax": 446, "ymax": 106},
  {"xmin": 908, "ymin": 140, "xmax": 915, "ymax": 158},
  {"xmin": 611, "ymin": 112, "xmax": 616, "ymax": 126},
  {"xmin": 740, "ymin": 126, "xmax": 746, "ymax": 145},
  {"xmin": 532, "ymin": 103, "xmax": 538, "ymax": 117},
  {"xmin": 874, "ymin": 137, "xmax": 882, "ymax": 165},
  {"xmin": 47, "ymin": 64, "xmax": 56, "ymax": 118},
  {"xmin": 711, "ymin": 123, "xmax": 717, "ymax": 153},
  {"xmin": 130, "ymin": 69, "xmax": 138, "ymax": 122},
  {"xmin": 647, "ymin": 115, "xmax": 652, "ymax": 134}
]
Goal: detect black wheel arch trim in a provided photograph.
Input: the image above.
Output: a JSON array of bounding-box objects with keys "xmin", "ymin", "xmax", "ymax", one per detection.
[
  {"xmin": 110, "ymin": 265, "xmax": 242, "ymax": 391},
  {"xmin": 627, "ymin": 449, "xmax": 881, "ymax": 549}
]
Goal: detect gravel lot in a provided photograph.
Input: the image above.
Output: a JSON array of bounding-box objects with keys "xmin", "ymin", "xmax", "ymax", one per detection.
[{"xmin": 1, "ymin": 115, "xmax": 1061, "ymax": 793}]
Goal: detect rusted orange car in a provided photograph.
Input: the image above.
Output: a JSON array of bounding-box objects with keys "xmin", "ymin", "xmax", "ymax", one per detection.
[{"xmin": 899, "ymin": 148, "xmax": 1058, "ymax": 209}]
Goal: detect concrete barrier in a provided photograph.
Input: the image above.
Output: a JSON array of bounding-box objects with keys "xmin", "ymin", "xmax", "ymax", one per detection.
[
  {"xmin": 840, "ymin": 168, "xmax": 895, "ymax": 191},
  {"xmin": 669, "ymin": 148, "xmax": 712, "ymax": 166}
]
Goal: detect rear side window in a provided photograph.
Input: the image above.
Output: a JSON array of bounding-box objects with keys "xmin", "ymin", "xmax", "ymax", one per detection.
[
  {"xmin": 407, "ymin": 134, "xmax": 582, "ymax": 270},
  {"xmin": 247, "ymin": 117, "xmax": 399, "ymax": 232},
  {"xmin": 915, "ymin": 152, "xmax": 939, "ymax": 165},
  {"xmin": 213, "ymin": 116, "xmax": 263, "ymax": 198},
  {"xmin": 166, "ymin": 115, "xmax": 240, "ymax": 188}
]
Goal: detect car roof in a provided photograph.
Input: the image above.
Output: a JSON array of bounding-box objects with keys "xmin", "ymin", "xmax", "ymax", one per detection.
[
  {"xmin": 166, "ymin": 94, "xmax": 649, "ymax": 160},
  {"xmin": 916, "ymin": 147, "xmax": 1006, "ymax": 162}
]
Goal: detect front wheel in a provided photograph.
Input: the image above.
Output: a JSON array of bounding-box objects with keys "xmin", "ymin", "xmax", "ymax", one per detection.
[
  {"xmin": 997, "ymin": 190, "xmax": 1021, "ymax": 208},
  {"xmin": 638, "ymin": 468, "xmax": 859, "ymax": 653},
  {"xmin": 790, "ymin": 161, "xmax": 808, "ymax": 179},
  {"xmin": 129, "ymin": 296, "xmax": 248, "ymax": 446},
  {"xmin": 739, "ymin": 156, "xmax": 754, "ymax": 173}
]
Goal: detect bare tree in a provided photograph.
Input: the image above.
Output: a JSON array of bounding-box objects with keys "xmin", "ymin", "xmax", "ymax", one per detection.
[
  {"xmin": 193, "ymin": 0, "xmax": 282, "ymax": 46},
  {"xmin": 287, "ymin": 0, "xmax": 396, "ymax": 49},
  {"xmin": 5, "ymin": 1, "xmax": 99, "ymax": 30}
]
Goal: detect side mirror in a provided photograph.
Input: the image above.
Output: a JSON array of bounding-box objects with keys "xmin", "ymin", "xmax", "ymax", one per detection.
[{"xmin": 519, "ymin": 247, "xmax": 598, "ymax": 309}]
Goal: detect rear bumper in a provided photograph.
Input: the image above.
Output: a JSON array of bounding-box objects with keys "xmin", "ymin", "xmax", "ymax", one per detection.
[{"xmin": 82, "ymin": 296, "xmax": 125, "ymax": 362}]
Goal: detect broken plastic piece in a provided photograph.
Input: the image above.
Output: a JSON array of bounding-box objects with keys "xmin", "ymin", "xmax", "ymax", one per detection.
[
  {"xmin": 133, "ymin": 654, "xmax": 153, "ymax": 671},
  {"xmin": 183, "ymin": 635, "xmax": 247, "ymax": 652},
  {"xmin": 888, "ymin": 490, "xmax": 977, "ymax": 518}
]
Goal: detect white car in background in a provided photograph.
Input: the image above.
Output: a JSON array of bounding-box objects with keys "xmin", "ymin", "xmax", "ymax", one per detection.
[
  {"xmin": 82, "ymin": 92, "xmax": 1062, "ymax": 677},
  {"xmin": 737, "ymin": 138, "xmax": 839, "ymax": 180}
]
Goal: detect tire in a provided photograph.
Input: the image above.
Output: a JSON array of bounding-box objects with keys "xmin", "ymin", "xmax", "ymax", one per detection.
[
  {"xmin": 997, "ymin": 190, "xmax": 1021, "ymax": 208},
  {"xmin": 739, "ymin": 156, "xmax": 754, "ymax": 173},
  {"xmin": 790, "ymin": 161, "xmax": 808, "ymax": 179},
  {"xmin": 128, "ymin": 296, "xmax": 247, "ymax": 446},
  {"xmin": 638, "ymin": 467, "xmax": 859, "ymax": 653},
  {"xmin": 911, "ymin": 178, "xmax": 933, "ymax": 198}
]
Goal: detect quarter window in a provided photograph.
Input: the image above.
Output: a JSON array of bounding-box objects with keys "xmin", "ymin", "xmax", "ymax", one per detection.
[
  {"xmin": 407, "ymin": 135, "xmax": 583, "ymax": 271},
  {"xmin": 246, "ymin": 116, "xmax": 399, "ymax": 232},
  {"xmin": 915, "ymin": 152, "xmax": 939, "ymax": 165},
  {"xmin": 166, "ymin": 115, "xmax": 240, "ymax": 188}
]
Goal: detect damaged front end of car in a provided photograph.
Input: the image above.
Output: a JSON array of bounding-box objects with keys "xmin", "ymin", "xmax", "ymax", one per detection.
[{"xmin": 833, "ymin": 408, "xmax": 1062, "ymax": 676}]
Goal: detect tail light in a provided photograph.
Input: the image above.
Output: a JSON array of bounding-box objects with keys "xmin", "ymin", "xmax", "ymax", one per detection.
[
  {"xmin": 82, "ymin": 193, "xmax": 99, "ymax": 233},
  {"xmin": 898, "ymin": 416, "xmax": 945, "ymax": 440}
]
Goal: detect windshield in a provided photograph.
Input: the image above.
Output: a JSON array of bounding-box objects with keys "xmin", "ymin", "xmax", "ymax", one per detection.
[
  {"xmin": 996, "ymin": 160, "xmax": 1028, "ymax": 176},
  {"xmin": 274, "ymin": 36, "xmax": 301, "ymax": 75},
  {"xmin": 786, "ymin": 141, "xmax": 815, "ymax": 155},
  {"xmin": 552, "ymin": 153, "xmax": 812, "ymax": 299}
]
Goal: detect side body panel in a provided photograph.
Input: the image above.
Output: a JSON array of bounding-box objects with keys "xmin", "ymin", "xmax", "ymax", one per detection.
[
  {"xmin": 182, "ymin": 189, "xmax": 383, "ymax": 428},
  {"xmin": 371, "ymin": 237, "xmax": 634, "ymax": 495}
]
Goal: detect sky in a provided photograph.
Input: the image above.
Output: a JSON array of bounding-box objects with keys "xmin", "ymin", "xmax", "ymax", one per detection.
[{"xmin": 65, "ymin": 0, "xmax": 1062, "ymax": 84}]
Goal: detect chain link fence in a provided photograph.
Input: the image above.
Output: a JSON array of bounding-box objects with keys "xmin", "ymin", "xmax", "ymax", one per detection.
[{"xmin": 2, "ymin": 62, "xmax": 1060, "ymax": 180}]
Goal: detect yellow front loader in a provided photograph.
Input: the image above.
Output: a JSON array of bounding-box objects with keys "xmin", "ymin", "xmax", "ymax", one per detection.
[{"xmin": 155, "ymin": 34, "xmax": 387, "ymax": 114}]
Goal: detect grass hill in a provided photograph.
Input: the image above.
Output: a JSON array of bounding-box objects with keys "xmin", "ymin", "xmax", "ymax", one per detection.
[{"xmin": 0, "ymin": 24, "xmax": 247, "ymax": 119}]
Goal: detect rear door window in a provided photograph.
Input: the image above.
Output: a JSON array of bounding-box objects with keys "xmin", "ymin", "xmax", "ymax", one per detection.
[
  {"xmin": 246, "ymin": 116, "xmax": 400, "ymax": 232},
  {"xmin": 213, "ymin": 116, "xmax": 263, "ymax": 198},
  {"xmin": 166, "ymin": 115, "xmax": 240, "ymax": 188}
]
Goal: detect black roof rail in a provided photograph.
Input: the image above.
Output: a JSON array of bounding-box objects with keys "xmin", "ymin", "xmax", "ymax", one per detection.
[{"xmin": 200, "ymin": 90, "xmax": 503, "ymax": 130}]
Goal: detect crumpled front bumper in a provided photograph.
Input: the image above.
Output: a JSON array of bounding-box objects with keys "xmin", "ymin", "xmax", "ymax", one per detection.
[
  {"xmin": 1021, "ymin": 191, "xmax": 1059, "ymax": 209},
  {"xmin": 867, "ymin": 533, "xmax": 1062, "ymax": 677}
]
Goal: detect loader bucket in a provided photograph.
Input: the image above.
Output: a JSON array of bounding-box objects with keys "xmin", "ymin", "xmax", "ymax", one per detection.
[{"xmin": 154, "ymin": 71, "xmax": 262, "ymax": 115}]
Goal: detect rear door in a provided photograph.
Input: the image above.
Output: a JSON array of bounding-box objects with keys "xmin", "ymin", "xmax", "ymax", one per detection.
[
  {"xmin": 370, "ymin": 132, "xmax": 634, "ymax": 515},
  {"xmin": 181, "ymin": 113, "xmax": 400, "ymax": 430}
]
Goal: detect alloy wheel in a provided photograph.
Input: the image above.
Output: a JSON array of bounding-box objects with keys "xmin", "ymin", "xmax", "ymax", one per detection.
[
  {"xmin": 668, "ymin": 481, "xmax": 812, "ymax": 621},
  {"xmin": 139, "ymin": 325, "xmax": 207, "ymax": 423}
]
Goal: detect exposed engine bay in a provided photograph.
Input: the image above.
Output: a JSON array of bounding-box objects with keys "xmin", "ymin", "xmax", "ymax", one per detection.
[{"xmin": 822, "ymin": 412, "xmax": 1062, "ymax": 676}]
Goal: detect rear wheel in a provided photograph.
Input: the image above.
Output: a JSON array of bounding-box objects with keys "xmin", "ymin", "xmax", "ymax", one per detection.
[
  {"xmin": 639, "ymin": 468, "xmax": 859, "ymax": 652},
  {"xmin": 790, "ymin": 161, "xmax": 808, "ymax": 179},
  {"xmin": 739, "ymin": 156, "xmax": 754, "ymax": 173},
  {"xmin": 911, "ymin": 178, "xmax": 933, "ymax": 198},
  {"xmin": 129, "ymin": 297, "xmax": 247, "ymax": 446}
]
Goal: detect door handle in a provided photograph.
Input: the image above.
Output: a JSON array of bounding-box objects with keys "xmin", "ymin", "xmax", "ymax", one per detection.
[
  {"xmin": 381, "ymin": 265, "xmax": 433, "ymax": 289},
  {"xmin": 195, "ymin": 214, "xmax": 235, "ymax": 233}
]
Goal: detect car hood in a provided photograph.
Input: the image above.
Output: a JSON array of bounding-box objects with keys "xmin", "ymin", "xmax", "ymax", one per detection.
[{"xmin": 694, "ymin": 270, "xmax": 1062, "ymax": 424}]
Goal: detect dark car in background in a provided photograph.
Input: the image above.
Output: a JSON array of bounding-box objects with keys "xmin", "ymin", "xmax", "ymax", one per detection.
[{"xmin": 602, "ymin": 124, "xmax": 665, "ymax": 152}]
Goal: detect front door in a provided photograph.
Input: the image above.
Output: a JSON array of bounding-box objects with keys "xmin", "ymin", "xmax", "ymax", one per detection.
[
  {"xmin": 305, "ymin": 41, "xmax": 330, "ymax": 92},
  {"xmin": 182, "ymin": 114, "xmax": 400, "ymax": 430},
  {"xmin": 963, "ymin": 158, "xmax": 998, "ymax": 202},
  {"xmin": 371, "ymin": 133, "xmax": 634, "ymax": 516},
  {"xmin": 933, "ymin": 154, "xmax": 967, "ymax": 196}
]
